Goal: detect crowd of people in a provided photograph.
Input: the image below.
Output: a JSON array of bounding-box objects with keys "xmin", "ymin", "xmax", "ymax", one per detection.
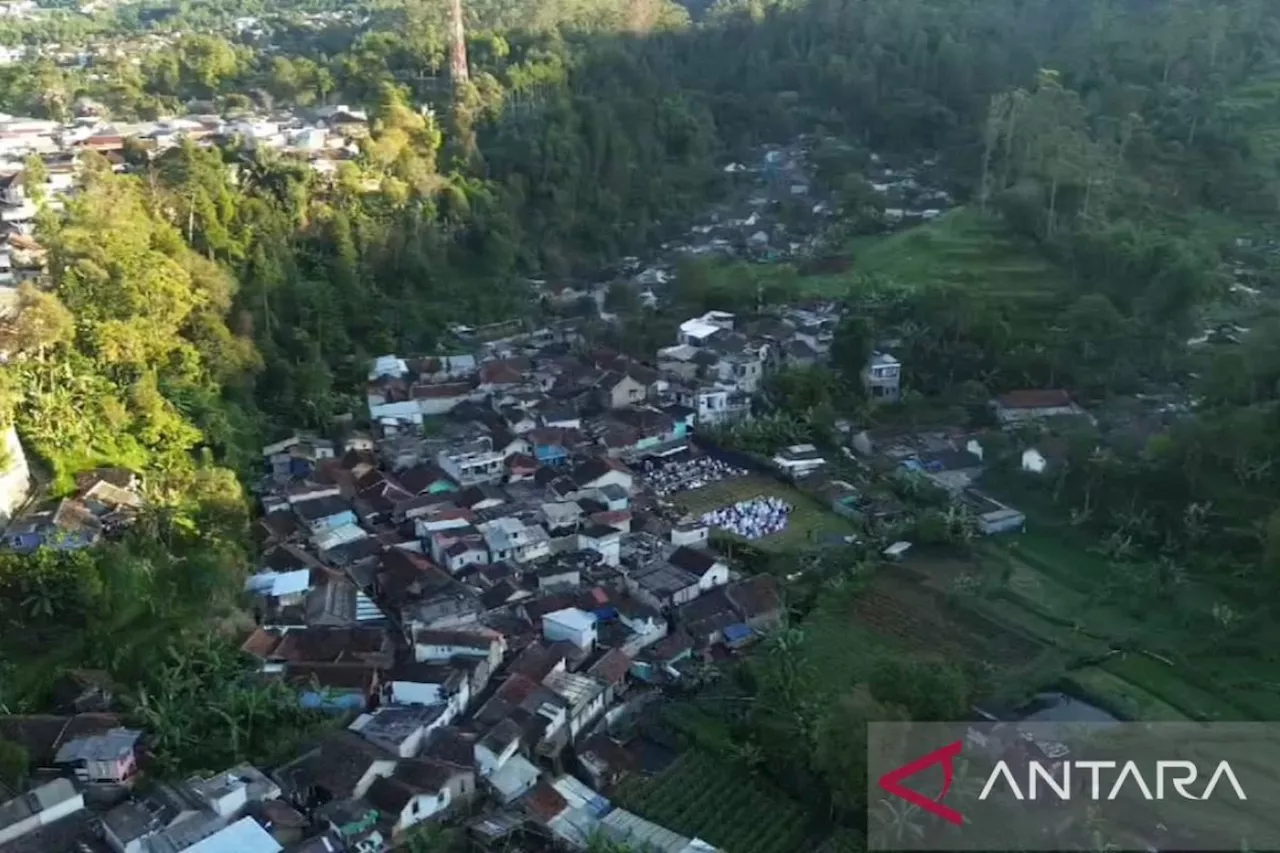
[
  {"xmin": 700, "ymin": 496, "xmax": 793, "ymax": 540},
  {"xmin": 642, "ymin": 454, "xmax": 749, "ymax": 497}
]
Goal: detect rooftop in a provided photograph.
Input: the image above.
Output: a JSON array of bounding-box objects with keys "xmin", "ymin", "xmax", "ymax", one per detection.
[
  {"xmin": 543, "ymin": 607, "xmax": 596, "ymax": 633},
  {"xmin": 350, "ymin": 705, "xmax": 447, "ymax": 748},
  {"xmin": 996, "ymin": 389, "xmax": 1074, "ymax": 409},
  {"xmin": 53, "ymin": 727, "xmax": 141, "ymax": 764},
  {"xmin": 0, "ymin": 778, "xmax": 80, "ymax": 832},
  {"xmin": 630, "ymin": 563, "xmax": 699, "ymax": 596},
  {"xmin": 183, "ymin": 816, "xmax": 282, "ymax": 853}
]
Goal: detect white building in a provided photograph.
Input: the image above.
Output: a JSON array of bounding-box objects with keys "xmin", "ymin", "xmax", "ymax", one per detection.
[
  {"xmin": 772, "ymin": 443, "xmax": 826, "ymax": 478},
  {"xmin": 866, "ymin": 352, "xmax": 901, "ymax": 402},
  {"xmin": 185, "ymin": 816, "xmax": 282, "ymax": 853},
  {"xmin": 542, "ymin": 608, "xmax": 597, "ymax": 650},
  {"xmin": 437, "ymin": 438, "xmax": 504, "ymax": 486},
  {"xmin": 676, "ymin": 311, "xmax": 734, "ymax": 347},
  {"xmin": 480, "ymin": 516, "xmax": 551, "ymax": 564}
]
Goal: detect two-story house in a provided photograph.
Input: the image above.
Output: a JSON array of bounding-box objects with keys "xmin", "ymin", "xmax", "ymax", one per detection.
[
  {"xmin": 674, "ymin": 384, "xmax": 751, "ymax": 427},
  {"xmin": 596, "ymin": 372, "xmax": 648, "ymax": 409},
  {"xmin": 436, "ymin": 436, "xmax": 505, "ymax": 486},
  {"xmin": 865, "ymin": 352, "xmax": 901, "ymax": 402},
  {"xmin": 479, "ymin": 516, "xmax": 551, "ymax": 564}
]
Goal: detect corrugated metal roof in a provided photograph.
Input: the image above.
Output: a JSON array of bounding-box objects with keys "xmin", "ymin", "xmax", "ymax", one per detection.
[
  {"xmin": 551, "ymin": 774, "xmax": 610, "ymax": 815},
  {"xmin": 244, "ymin": 569, "xmax": 312, "ymax": 598},
  {"xmin": 183, "ymin": 816, "xmax": 281, "ymax": 853},
  {"xmin": 601, "ymin": 808, "xmax": 691, "ymax": 853}
]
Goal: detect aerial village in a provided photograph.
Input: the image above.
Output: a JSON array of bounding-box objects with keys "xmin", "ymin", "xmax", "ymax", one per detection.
[
  {"xmin": 0, "ymin": 272, "xmax": 1118, "ymax": 853},
  {"xmin": 0, "ymin": 117, "xmax": 1207, "ymax": 853}
]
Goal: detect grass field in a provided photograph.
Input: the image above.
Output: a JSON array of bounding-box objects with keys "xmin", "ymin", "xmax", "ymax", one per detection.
[
  {"xmin": 825, "ymin": 508, "xmax": 1279, "ymax": 722},
  {"xmin": 614, "ymin": 750, "xmax": 817, "ymax": 853},
  {"xmin": 793, "ymin": 208, "xmax": 1071, "ymax": 305},
  {"xmin": 675, "ymin": 475, "xmax": 859, "ymax": 551}
]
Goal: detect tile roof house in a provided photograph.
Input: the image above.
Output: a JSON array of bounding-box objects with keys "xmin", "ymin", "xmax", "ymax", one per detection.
[
  {"xmin": 364, "ymin": 758, "xmax": 475, "ymax": 839},
  {"xmin": 993, "ymin": 390, "xmax": 1085, "ymax": 425},
  {"xmin": 586, "ymin": 649, "xmax": 632, "ymax": 704},
  {"xmin": 274, "ymin": 730, "xmax": 398, "ymax": 809}
]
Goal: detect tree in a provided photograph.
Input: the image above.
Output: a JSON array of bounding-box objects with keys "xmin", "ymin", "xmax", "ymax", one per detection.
[
  {"xmin": 0, "ymin": 740, "xmax": 26, "ymax": 790},
  {"xmin": 603, "ymin": 281, "xmax": 642, "ymax": 316},
  {"xmin": 813, "ymin": 688, "xmax": 905, "ymax": 820},
  {"xmin": 22, "ymin": 153, "xmax": 46, "ymax": 206},
  {"xmin": 0, "ymin": 284, "xmax": 73, "ymax": 359},
  {"xmin": 868, "ymin": 657, "xmax": 973, "ymax": 720},
  {"xmin": 830, "ymin": 315, "xmax": 874, "ymax": 398},
  {"xmin": 404, "ymin": 825, "xmax": 465, "ymax": 853}
]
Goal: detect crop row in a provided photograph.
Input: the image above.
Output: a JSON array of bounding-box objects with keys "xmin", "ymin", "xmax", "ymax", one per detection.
[{"xmin": 618, "ymin": 751, "xmax": 812, "ymax": 853}]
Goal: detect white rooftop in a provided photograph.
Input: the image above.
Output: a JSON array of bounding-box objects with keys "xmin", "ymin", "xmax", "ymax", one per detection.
[
  {"xmin": 884, "ymin": 540, "xmax": 912, "ymax": 557},
  {"xmin": 243, "ymin": 569, "xmax": 311, "ymax": 598},
  {"xmin": 871, "ymin": 351, "xmax": 900, "ymax": 366},
  {"xmin": 678, "ymin": 319, "xmax": 720, "ymax": 340},
  {"xmin": 543, "ymin": 607, "xmax": 595, "ymax": 633},
  {"xmin": 369, "ymin": 354, "xmax": 408, "ymax": 379},
  {"xmin": 488, "ymin": 752, "xmax": 540, "ymax": 802},
  {"xmin": 184, "ymin": 817, "xmax": 281, "ymax": 853}
]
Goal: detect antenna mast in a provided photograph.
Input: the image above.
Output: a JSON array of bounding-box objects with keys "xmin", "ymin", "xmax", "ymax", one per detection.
[{"xmin": 449, "ymin": 0, "xmax": 470, "ymax": 87}]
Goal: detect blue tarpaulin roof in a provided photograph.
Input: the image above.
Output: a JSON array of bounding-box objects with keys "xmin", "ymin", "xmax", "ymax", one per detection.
[{"xmin": 723, "ymin": 624, "xmax": 753, "ymax": 643}]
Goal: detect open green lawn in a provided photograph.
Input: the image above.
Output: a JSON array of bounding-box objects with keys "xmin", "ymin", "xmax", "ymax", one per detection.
[
  {"xmin": 675, "ymin": 475, "xmax": 859, "ymax": 551},
  {"xmin": 614, "ymin": 750, "xmax": 817, "ymax": 853},
  {"xmin": 794, "ymin": 208, "xmax": 1071, "ymax": 304}
]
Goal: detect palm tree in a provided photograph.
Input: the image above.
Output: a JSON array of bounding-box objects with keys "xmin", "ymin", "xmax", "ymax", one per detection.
[{"xmin": 873, "ymin": 797, "xmax": 927, "ymax": 845}]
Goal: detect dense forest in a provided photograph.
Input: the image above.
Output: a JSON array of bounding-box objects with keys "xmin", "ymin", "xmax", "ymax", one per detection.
[{"xmin": 1, "ymin": 0, "xmax": 1280, "ymax": 842}]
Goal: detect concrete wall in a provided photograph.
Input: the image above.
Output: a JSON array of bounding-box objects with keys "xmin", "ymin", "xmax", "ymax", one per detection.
[{"xmin": 0, "ymin": 426, "xmax": 30, "ymax": 526}]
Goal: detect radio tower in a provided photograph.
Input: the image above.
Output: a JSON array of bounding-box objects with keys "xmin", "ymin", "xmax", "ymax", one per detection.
[{"xmin": 449, "ymin": 0, "xmax": 470, "ymax": 87}]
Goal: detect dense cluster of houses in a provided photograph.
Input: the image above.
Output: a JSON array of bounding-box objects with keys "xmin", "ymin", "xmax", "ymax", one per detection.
[
  {"xmin": 0, "ymin": 103, "xmax": 382, "ymax": 310},
  {"xmin": 0, "ymin": 328, "xmax": 800, "ymax": 852}
]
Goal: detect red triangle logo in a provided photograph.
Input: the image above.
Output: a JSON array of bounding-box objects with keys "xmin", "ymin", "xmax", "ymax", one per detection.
[{"xmin": 876, "ymin": 739, "xmax": 964, "ymax": 826}]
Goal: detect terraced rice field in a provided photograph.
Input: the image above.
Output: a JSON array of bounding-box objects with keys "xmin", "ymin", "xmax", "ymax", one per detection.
[{"xmin": 792, "ymin": 207, "xmax": 1071, "ymax": 311}]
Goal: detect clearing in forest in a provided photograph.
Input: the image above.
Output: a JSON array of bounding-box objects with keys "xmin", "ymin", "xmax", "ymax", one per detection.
[
  {"xmin": 613, "ymin": 749, "xmax": 817, "ymax": 853},
  {"xmin": 674, "ymin": 474, "xmax": 859, "ymax": 551},
  {"xmin": 796, "ymin": 207, "xmax": 1070, "ymax": 304}
]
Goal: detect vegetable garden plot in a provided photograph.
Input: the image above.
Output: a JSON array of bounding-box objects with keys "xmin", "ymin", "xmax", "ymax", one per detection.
[
  {"xmin": 615, "ymin": 750, "xmax": 816, "ymax": 853},
  {"xmin": 850, "ymin": 575, "xmax": 1043, "ymax": 666}
]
